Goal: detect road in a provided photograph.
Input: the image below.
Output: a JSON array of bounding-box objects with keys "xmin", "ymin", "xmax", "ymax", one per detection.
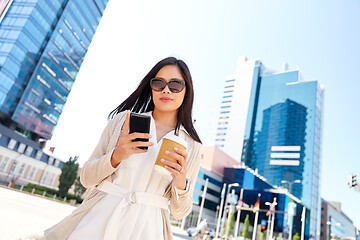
[{"xmin": 0, "ymin": 186, "xmax": 191, "ymax": 240}]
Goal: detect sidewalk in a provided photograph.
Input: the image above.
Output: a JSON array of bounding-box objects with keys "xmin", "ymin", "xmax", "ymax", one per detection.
[{"xmin": 0, "ymin": 186, "xmax": 193, "ymax": 239}]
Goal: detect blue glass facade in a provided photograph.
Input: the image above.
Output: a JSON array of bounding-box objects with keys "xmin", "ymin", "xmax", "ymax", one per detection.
[
  {"xmin": 0, "ymin": 0, "xmax": 109, "ymax": 140},
  {"xmin": 223, "ymin": 167, "xmax": 310, "ymax": 239},
  {"xmin": 241, "ymin": 64, "xmax": 324, "ymax": 239}
]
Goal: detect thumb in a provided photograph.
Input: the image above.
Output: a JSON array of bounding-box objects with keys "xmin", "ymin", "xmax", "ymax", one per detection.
[{"xmin": 121, "ymin": 110, "xmax": 131, "ymax": 135}]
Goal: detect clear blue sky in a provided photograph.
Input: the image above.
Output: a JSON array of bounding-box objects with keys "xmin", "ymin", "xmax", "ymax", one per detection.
[{"xmin": 48, "ymin": 0, "xmax": 360, "ymax": 228}]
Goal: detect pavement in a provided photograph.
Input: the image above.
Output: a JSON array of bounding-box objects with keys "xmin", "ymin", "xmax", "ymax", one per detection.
[{"xmin": 0, "ymin": 186, "xmax": 192, "ymax": 240}]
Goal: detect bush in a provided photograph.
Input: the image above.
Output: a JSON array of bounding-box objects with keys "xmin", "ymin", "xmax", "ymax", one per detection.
[
  {"xmin": 24, "ymin": 183, "xmax": 58, "ymax": 195},
  {"xmin": 23, "ymin": 183, "xmax": 83, "ymax": 204}
]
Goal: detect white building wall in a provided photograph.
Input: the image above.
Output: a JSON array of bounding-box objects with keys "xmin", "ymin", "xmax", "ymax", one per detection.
[
  {"xmin": 215, "ymin": 56, "xmax": 257, "ymax": 161},
  {"xmin": 0, "ymin": 145, "xmax": 61, "ymax": 189}
]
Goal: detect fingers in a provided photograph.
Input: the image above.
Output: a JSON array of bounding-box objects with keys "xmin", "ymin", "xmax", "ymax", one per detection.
[
  {"xmin": 165, "ymin": 148, "xmax": 187, "ymax": 166},
  {"xmin": 130, "ymin": 141, "xmax": 154, "ymax": 148},
  {"xmin": 128, "ymin": 132, "xmax": 152, "ymax": 141},
  {"xmin": 121, "ymin": 110, "xmax": 131, "ymax": 135},
  {"xmin": 164, "ymin": 165, "xmax": 182, "ymax": 176},
  {"xmin": 161, "ymin": 159, "xmax": 181, "ymax": 171},
  {"xmin": 131, "ymin": 148, "xmax": 149, "ymax": 154}
]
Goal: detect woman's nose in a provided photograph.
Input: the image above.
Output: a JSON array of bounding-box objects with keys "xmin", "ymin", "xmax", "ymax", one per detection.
[{"xmin": 162, "ymin": 84, "xmax": 171, "ymax": 93}]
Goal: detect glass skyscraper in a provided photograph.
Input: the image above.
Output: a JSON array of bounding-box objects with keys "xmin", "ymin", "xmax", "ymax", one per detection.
[
  {"xmin": 216, "ymin": 56, "xmax": 324, "ymax": 239},
  {"xmin": 0, "ymin": 0, "xmax": 109, "ymax": 189},
  {"xmin": 0, "ymin": 0, "xmax": 109, "ymax": 141}
]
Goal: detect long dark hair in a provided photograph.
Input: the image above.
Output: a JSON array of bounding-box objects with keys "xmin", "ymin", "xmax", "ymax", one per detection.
[{"xmin": 109, "ymin": 57, "xmax": 201, "ymax": 144}]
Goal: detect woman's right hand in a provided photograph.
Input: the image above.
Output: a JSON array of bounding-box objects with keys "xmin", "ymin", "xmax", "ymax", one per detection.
[{"xmin": 110, "ymin": 111, "xmax": 153, "ymax": 168}]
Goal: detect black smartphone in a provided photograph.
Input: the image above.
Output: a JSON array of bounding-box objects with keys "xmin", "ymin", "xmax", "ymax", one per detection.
[{"xmin": 129, "ymin": 112, "xmax": 151, "ymax": 150}]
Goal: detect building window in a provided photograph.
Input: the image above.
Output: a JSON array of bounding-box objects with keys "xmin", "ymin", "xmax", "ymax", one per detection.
[
  {"xmin": 221, "ymin": 106, "xmax": 230, "ymax": 109},
  {"xmin": 222, "ymin": 100, "xmax": 232, "ymax": 104},
  {"xmin": 54, "ymin": 159, "xmax": 60, "ymax": 168},
  {"xmin": 25, "ymin": 146, "xmax": 33, "ymax": 156},
  {"xmin": 0, "ymin": 157, "xmax": 8, "ymax": 172},
  {"xmin": 18, "ymin": 163, "xmax": 26, "ymax": 176},
  {"xmin": 223, "ymin": 95, "xmax": 232, "ymax": 99},
  {"xmin": 220, "ymin": 111, "xmax": 230, "ymax": 114},
  {"xmin": 223, "ymin": 90, "xmax": 233, "ymax": 94},
  {"xmin": 35, "ymin": 151, "xmax": 42, "ymax": 160},
  {"xmin": 224, "ymin": 85, "xmax": 234, "ymax": 88},
  {"xmin": 17, "ymin": 143, "xmax": 26, "ymax": 153},
  {"xmin": 8, "ymin": 139, "xmax": 16, "ymax": 150},
  {"xmin": 9, "ymin": 161, "xmax": 17, "ymax": 174},
  {"xmin": 225, "ymin": 79, "xmax": 235, "ymax": 83},
  {"xmin": 49, "ymin": 173, "xmax": 55, "ymax": 185},
  {"xmin": 28, "ymin": 167, "xmax": 37, "ymax": 180},
  {"xmin": 42, "ymin": 172, "xmax": 49, "ymax": 184},
  {"xmin": 48, "ymin": 157, "xmax": 54, "ymax": 165}
]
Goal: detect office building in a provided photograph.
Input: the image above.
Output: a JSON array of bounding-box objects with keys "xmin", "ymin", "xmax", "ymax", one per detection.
[
  {"xmin": 215, "ymin": 56, "xmax": 324, "ymax": 239},
  {"xmin": 0, "ymin": 0, "xmax": 109, "ymax": 188},
  {"xmin": 320, "ymin": 199, "xmax": 357, "ymax": 240}
]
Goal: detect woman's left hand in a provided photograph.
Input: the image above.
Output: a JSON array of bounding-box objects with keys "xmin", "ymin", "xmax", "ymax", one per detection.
[{"xmin": 161, "ymin": 147, "xmax": 188, "ymax": 190}]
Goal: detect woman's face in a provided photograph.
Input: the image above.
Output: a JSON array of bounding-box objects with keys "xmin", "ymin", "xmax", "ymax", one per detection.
[{"xmin": 152, "ymin": 65, "xmax": 186, "ymax": 114}]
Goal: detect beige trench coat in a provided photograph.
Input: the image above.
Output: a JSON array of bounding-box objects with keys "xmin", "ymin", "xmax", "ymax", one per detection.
[{"xmin": 44, "ymin": 111, "xmax": 202, "ymax": 240}]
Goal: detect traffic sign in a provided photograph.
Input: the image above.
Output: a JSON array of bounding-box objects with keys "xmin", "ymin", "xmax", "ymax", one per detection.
[{"xmin": 228, "ymin": 193, "xmax": 238, "ymax": 205}]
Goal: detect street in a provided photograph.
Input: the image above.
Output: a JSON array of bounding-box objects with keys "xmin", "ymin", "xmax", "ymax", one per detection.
[{"xmin": 0, "ymin": 186, "xmax": 191, "ymax": 240}]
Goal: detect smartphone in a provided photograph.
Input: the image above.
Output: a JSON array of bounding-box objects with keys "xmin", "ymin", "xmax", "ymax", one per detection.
[{"xmin": 129, "ymin": 112, "xmax": 151, "ymax": 150}]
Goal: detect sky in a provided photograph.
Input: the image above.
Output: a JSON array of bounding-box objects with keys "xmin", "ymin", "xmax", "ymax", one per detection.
[{"xmin": 47, "ymin": 0, "xmax": 360, "ymax": 228}]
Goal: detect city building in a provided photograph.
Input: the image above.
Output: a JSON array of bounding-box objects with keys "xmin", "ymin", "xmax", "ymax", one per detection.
[
  {"xmin": 215, "ymin": 56, "xmax": 324, "ymax": 239},
  {"xmin": 320, "ymin": 199, "xmax": 357, "ymax": 240},
  {"xmin": 224, "ymin": 166, "xmax": 308, "ymax": 239},
  {"xmin": 173, "ymin": 146, "xmax": 239, "ymax": 229},
  {"xmin": 0, "ymin": 0, "xmax": 109, "ymax": 189},
  {"xmin": 180, "ymin": 146, "xmax": 310, "ymax": 239}
]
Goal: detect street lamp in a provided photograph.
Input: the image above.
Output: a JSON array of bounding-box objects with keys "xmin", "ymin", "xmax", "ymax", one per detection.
[
  {"xmin": 222, "ymin": 183, "xmax": 239, "ymax": 238},
  {"xmin": 281, "ymin": 179, "xmax": 301, "ymax": 193},
  {"xmin": 326, "ymin": 220, "xmax": 341, "ymax": 240},
  {"xmin": 265, "ymin": 198, "xmax": 277, "ymax": 240}
]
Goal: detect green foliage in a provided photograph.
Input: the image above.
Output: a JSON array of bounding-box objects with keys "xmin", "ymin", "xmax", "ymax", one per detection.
[
  {"xmin": 260, "ymin": 230, "xmax": 267, "ymax": 240},
  {"xmin": 23, "ymin": 183, "xmax": 82, "ymax": 204},
  {"xmin": 242, "ymin": 214, "xmax": 249, "ymax": 239},
  {"xmin": 225, "ymin": 212, "xmax": 235, "ymax": 235},
  {"xmin": 58, "ymin": 156, "xmax": 79, "ymax": 198},
  {"xmin": 293, "ymin": 232, "xmax": 300, "ymax": 240},
  {"xmin": 74, "ymin": 176, "xmax": 86, "ymax": 197}
]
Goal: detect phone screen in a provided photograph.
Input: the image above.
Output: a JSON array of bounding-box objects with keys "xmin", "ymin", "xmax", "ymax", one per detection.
[{"xmin": 129, "ymin": 113, "xmax": 151, "ymax": 150}]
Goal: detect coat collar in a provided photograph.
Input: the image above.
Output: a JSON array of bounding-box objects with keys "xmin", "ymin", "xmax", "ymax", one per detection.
[{"xmin": 144, "ymin": 111, "xmax": 190, "ymax": 138}]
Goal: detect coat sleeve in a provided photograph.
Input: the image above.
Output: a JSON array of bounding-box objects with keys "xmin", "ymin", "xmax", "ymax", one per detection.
[
  {"xmin": 80, "ymin": 111, "xmax": 126, "ymax": 188},
  {"xmin": 169, "ymin": 141, "xmax": 202, "ymax": 219}
]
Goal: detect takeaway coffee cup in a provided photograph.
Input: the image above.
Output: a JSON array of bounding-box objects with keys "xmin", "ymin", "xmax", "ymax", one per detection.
[{"xmin": 154, "ymin": 135, "xmax": 188, "ymax": 177}]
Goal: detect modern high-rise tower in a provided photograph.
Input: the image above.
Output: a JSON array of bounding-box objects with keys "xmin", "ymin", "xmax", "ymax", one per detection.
[
  {"xmin": 215, "ymin": 56, "xmax": 324, "ymax": 239},
  {"xmin": 0, "ymin": 0, "xmax": 109, "ymax": 189}
]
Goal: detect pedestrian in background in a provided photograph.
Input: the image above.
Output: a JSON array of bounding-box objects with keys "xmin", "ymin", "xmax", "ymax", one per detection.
[{"xmin": 44, "ymin": 57, "xmax": 202, "ymax": 240}]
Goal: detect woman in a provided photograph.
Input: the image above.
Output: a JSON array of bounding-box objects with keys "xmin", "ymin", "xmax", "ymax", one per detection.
[{"xmin": 44, "ymin": 57, "xmax": 202, "ymax": 240}]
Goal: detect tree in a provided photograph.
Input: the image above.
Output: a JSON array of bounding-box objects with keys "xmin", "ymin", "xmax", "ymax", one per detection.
[
  {"xmin": 74, "ymin": 176, "xmax": 86, "ymax": 197},
  {"xmin": 225, "ymin": 212, "xmax": 235, "ymax": 236},
  {"xmin": 58, "ymin": 156, "xmax": 79, "ymax": 197},
  {"xmin": 260, "ymin": 230, "xmax": 267, "ymax": 240},
  {"xmin": 293, "ymin": 232, "xmax": 300, "ymax": 240},
  {"xmin": 242, "ymin": 214, "xmax": 250, "ymax": 239}
]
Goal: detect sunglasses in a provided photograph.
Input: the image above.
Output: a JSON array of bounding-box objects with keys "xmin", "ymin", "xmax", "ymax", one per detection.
[{"xmin": 150, "ymin": 78, "xmax": 185, "ymax": 93}]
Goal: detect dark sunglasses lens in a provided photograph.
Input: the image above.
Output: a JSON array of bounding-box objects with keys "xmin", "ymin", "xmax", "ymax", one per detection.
[
  {"xmin": 151, "ymin": 79, "xmax": 166, "ymax": 91},
  {"xmin": 168, "ymin": 80, "xmax": 184, "ymax": 93}
]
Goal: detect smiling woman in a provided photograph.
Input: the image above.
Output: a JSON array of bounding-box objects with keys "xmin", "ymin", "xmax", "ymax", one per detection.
[{"xmin": 44, "ymin": 57, "xmax": 202, "ymax": 240}]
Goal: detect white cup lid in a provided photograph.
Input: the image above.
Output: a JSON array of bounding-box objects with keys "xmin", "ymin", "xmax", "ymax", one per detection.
[{"xmin": 163, "ymin": 134, "xmax": 188, "ymax": 149}]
